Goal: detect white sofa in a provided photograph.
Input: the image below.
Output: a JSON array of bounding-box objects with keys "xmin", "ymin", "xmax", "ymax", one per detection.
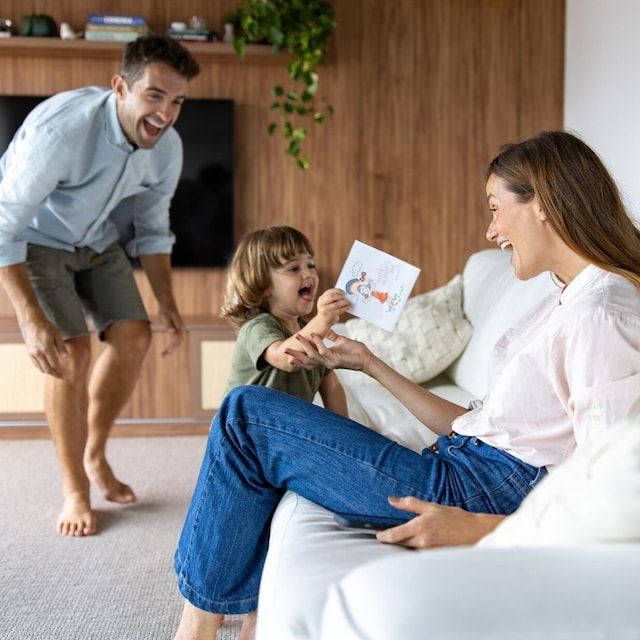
[{"xmin": 255, "ymin": 249, "xmax": 640, "ymax": 639}]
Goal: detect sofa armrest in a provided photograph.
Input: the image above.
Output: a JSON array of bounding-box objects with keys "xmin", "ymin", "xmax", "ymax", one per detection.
[{"xmin": 320, "ymin": 544, "xmax": 640, "ymax": 639}]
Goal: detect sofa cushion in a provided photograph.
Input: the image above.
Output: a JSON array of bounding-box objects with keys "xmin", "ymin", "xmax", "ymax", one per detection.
[
  {"xmin": 478, "ymin": 420, "xmax": 640, "ymax": 547},
  {"xmin": 445, "ymin": 249, "xmax": 557, "ymax": 398},
  {"xmin": 336, "ymin": 274, "xmax": 473, "ymax": 386},
  {"xmin": 320, "ymin": 544, "xmax": 640, "ymax": 640},
  {"xmin": 257, "ymin": 491, "xmax": 412, "ymax": 640}
]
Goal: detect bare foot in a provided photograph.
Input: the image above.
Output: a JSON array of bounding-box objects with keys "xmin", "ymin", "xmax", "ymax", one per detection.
[
  {"xmin": 239, "ymin": 612, "xmax": 257, "ymax": 640},
  {"xmin": 85, "ymin": 456, "xmax": 137, "ymax": 504},
  {"xmin": 57, "ymin": 491, "xmax": 97, "ymax": 536},
  {"xmin": 174, "ymin": 599, "xmax": 222, "ymax": 640}
]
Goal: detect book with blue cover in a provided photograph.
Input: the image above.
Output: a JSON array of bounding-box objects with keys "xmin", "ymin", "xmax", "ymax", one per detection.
[
  {"xmin": 87, "ymin": 14, "xmax": 147, "ymax": 27},
  {"xmin": 85, "ymin": 30, "xmax": 148, "ymax": 42}
]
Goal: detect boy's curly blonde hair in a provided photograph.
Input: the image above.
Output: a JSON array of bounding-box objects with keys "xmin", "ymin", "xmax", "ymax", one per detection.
[{"xmin": 221, "ymin": 226, "xmax": 315, "ymax": 326}]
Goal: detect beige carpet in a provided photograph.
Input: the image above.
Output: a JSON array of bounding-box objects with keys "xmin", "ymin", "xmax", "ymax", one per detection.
[{"xmin": 0, "ymin": 434, "xmax": 242, "ymax": 640}]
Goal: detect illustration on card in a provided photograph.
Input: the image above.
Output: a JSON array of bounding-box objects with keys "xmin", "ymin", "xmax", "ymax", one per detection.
[
  {"xmin": 344, "ymin": 268, "xmax": 389, "ymax": 305},
  {"xmin": 336, "ymin": 241, "xmax": 420, "ymax": 332}
]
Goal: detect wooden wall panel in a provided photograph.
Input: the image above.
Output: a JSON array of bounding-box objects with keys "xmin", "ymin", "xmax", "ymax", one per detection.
[
  {"xmin": 0, "ymin": 0, "xmax": 564, "ymax": 308},
  {"xmin": 0, "ymin": 0, "xmax": 564, "ymax": 425}
]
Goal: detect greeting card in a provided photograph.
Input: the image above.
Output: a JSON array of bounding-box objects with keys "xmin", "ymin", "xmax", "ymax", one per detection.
[{"xmin": 335, "ymin": 240, "xmax": 420, "ymax": 331}]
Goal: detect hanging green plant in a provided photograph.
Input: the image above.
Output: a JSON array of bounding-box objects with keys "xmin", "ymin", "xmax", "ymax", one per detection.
[{"xmin": 232, "ymin": 0, "xmax": 336, "ymax": 170}]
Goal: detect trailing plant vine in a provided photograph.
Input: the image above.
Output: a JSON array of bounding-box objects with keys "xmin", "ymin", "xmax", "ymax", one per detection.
[{"xmin": 232, "ymin": 0, "xmax": 336, "ymax": 170}]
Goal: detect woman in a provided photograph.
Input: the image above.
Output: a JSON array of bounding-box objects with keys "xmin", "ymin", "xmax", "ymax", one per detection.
[{"xmin": 173, "ymin": 131, "xmax": 640, "ymax": 639}]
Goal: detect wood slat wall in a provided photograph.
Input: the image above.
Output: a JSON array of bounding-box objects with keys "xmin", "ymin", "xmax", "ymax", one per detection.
[
  {"xmin": 0, "ymin": 0, "xmax": 565, "ymax": 426},
  {"xmin": 1, "ymin": 0, "xmax": 564, "ymax": 305}
]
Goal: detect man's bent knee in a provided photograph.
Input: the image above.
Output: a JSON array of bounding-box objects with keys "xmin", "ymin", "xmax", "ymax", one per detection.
[{"xmin": 102, "ymin": 320, "xmax": 152, "ymax": 357}]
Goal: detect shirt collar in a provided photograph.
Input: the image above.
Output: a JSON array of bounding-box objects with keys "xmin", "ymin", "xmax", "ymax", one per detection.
[
  {"xmin": 559, "ymin": 263, "xmax": 602, "ymax": 305},
  {"xmin": 105, "ymin": 92, "xmax": 135, "ymax": 151}
]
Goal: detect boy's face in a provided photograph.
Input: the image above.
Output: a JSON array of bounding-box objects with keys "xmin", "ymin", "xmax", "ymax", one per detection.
[
  {"xmin": 112, "ymin": 62, "xmax": 188, "ymax": 149},
  {"xmin": 268, "ymin": 252, "xmax": 319, "ymax": 321}
]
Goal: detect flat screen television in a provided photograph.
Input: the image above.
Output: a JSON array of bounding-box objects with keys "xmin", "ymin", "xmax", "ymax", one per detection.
[{"xmin": 0, "ymin": 94, "xmax": 234, "ymax": 268}]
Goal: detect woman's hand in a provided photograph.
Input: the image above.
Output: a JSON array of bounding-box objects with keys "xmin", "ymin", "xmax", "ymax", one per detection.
[
  {"xmin": 284, "ymin": 329, "xmax": 375, "ymax": 373},
  {"xmin": 376, "ymin": 497, "xmax": 505, "ymax": 549}
]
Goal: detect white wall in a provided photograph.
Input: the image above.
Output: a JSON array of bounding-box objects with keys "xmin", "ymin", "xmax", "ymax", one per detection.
[{"xmin": 564, "ymin": 0, "xmax": 640, "ymax": 221}]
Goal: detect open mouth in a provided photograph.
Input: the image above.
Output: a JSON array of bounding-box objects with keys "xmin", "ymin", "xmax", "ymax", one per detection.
[
  {"xmin": 298, "ymin": 286, "xmax": 314, "ymax": 301},
  {"xmin": 500, "ymin": 240, "xmax": 513, "ymax": 251},
  {"xmin": 143, "ymin": 119, "xmax": 164, "ymax": 137}
]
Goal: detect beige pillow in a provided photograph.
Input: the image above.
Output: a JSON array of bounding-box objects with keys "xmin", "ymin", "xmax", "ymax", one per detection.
[
  {"xmin": 478, "ymin": 420, "xmax": 640, "ymax": 547},
  {"xmin": 337, "ymin": 274, "xmax": 473, "ymax": 386}
]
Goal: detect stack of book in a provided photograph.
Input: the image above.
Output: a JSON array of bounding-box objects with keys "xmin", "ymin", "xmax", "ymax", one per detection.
[
  {"xmin": 166, "ymin": 27, "xmax": 220, "ymax": 42},
  {"xmin": 85, "ymin": 14, "xmax": 149, "ymax": 42}
]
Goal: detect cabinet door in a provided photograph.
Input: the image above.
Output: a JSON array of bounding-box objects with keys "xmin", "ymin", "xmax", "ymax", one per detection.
[{"xmin": 189, "ymin": 326, "xmax": 236, "ymax": 419}]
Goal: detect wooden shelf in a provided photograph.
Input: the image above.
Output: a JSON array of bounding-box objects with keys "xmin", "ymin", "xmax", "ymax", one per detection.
[{"xmin": 0, "ymin": 36, "xmax": 285, "ymax": 65}]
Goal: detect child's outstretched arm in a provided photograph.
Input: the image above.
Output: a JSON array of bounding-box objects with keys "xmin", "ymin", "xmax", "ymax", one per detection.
[{"xmin": 265, "ymin": 288, "xmax": 351, "ymax": 371}]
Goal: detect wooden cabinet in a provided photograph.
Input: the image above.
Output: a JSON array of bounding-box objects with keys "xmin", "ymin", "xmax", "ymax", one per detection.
[{"xmin": 0, "ymin": 318, "xmax": 236, "ymax": 438}]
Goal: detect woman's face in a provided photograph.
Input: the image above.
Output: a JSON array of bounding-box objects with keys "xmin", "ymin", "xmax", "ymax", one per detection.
[{"xmin": 485, "ymin": 174, "xmax": 551, "ymax": 281}]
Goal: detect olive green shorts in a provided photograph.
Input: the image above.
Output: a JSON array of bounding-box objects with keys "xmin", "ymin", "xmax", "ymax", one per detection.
[{"xmin": 25, "ymin": 242, "xmax": 149, "ymax": 340}]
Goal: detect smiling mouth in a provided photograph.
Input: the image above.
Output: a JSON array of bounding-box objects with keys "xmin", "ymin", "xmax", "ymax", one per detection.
[
  {"xmin": 143, "ymin": 119, "xmax": 164, "ymax": 136},
  {"xmin": 500, "ymin": 240, "xmax": 513, "ymax": 251},
  {"xmin": 298, "ymin": 286, "xmax": 314, "ymax": 301}
]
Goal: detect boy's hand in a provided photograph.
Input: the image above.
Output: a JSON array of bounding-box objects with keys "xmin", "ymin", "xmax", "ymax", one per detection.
[{"xmin": 316, "ymin": 288, "xmax": 351, "ymax": 326}]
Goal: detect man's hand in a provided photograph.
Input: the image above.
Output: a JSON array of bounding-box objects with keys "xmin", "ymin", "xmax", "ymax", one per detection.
[
  {"xmin": 376, "ymin": 496, "xmax": 506, "ymax": 549},
  {"xmin": 23, "ymin": 317, "xmax": 69, "ymax": 379},
  {"xmin": 157, "ymin": 307, "xmax": 185, "ymax": 357}
]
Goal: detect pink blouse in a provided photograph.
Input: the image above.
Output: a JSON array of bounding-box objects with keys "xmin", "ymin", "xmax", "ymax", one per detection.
[{"xmin": 453, "ymin": 264, "xmax": 640, "ymax": 469}]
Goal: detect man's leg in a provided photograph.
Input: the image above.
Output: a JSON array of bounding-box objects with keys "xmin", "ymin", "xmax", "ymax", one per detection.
[
  {"xmin": 45, "ymin": 335, "xmax": 95, "ymax": 536},
  {"xmin": 84, "ymin": 319, "xmax": 151, "ymax": 503}
]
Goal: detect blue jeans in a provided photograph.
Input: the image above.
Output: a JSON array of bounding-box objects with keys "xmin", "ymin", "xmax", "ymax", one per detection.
[{"xmin": 174, "ymin": 385, "xmax": 546, "ymax": 614}]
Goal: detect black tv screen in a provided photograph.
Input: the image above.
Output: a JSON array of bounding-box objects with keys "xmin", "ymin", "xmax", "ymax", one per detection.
[{"xmin": 0, "ymin": 94, "xmax": 234, "ymax": 268}]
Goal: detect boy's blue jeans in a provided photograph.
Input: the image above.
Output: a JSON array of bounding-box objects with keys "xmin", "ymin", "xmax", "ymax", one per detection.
[{"xmin": 174, "ymin": 385, "xmax": 546, "ymax": 614}]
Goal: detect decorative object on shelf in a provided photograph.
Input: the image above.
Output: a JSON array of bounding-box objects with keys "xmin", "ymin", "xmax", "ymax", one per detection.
[
  {"xmin": 223, "ymin": 23, "xmax": 235, "ymax": 44},
  {"xmin": 0, "ymin": 19, "xmax": 12, "ymax": 37},
  {"xmin": 166, "ymin": 26, "xmax": 220, "ymax": 43},
  {"xmin": 189, "ymin": 16, "xmax": 207, "ymax": 30},
  {"xmin": 232, "ymin": 0, "xmax": 336, "ymax": 170},
  {"xmin": 18, "ymin": 0, "xmax": 57, "ymax": 37},
  {"xmin": 84, "ymin": 13, "xmax": 149, "ymax": 42},
  {"xmin": 60, "ymin": 22, "xmax": 82, "ymax": 40}
]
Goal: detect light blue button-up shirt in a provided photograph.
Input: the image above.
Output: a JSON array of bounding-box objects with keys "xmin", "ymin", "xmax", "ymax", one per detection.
[{"xmin": 0, "ymin": 86, "xmax": 181, "ymax": 267}]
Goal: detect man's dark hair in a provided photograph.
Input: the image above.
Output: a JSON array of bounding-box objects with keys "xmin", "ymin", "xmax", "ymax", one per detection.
[{"xmin": 120, "ymin": 34, "xmax": 200, "ymax": 87}]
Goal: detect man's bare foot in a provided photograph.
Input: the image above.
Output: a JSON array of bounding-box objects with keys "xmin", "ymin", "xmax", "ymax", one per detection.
[
  {"xmin": 239, "ymin": 612, "xmax": 257, "ymax": 640},
  {"xmin": 174, "ymin": 599, "xmax": 222, "ymax": 640},
  {"xmin": 85, "ymin": 456, "xmax": 137, "ymax": 504},
  {"xmin": 57, "ymin": 491, "xmax": 97, "ymax": 536}
]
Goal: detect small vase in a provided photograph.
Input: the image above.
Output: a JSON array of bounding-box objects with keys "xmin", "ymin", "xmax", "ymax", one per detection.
[{"xmin": 223, "ymin": 23, "xmax": 234, "ymax": 44}]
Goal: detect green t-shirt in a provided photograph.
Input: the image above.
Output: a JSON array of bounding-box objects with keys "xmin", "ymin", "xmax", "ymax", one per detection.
[{"xmin": 224, "ymin": 313, "xmax": 329, "ymax": 402}]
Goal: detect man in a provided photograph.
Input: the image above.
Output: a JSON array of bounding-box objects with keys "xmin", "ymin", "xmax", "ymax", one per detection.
[{"xmin": 0, "ymin": 35, "xmax": 200, "ymax": 537}]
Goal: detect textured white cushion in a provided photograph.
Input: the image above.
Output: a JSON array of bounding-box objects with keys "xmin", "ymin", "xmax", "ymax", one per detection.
[
  {"xmin": 445, "ymin": 248, "xmax": 556, "ymax": 398},
  {"xmin": 337, "ymin": 274, "xmax": 473, "ymax": 386},
  {"xmin": 478, "ymin": 420, "xmax": 640, "ymax": 547}
]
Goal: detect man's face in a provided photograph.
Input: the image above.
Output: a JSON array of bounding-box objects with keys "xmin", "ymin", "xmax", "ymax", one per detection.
[{"xmin": 112, "ymin": 62, "xmax": 188, "ymax": 149}]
